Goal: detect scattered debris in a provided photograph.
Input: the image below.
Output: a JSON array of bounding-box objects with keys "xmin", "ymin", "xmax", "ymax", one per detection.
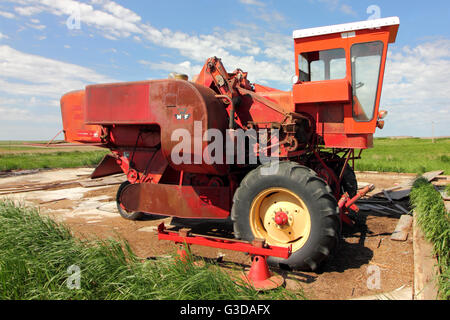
[
  {"xmin": 422, "ymin": 170, "xmax": 444, "ymax": 182},
  {"xmin": 383, "ymin": 189, "xmax": 411, "ymax": 215},
  {"xmin": 138, "ymin": 226, "xmax": 158, "ymax": 233},
  {"xmin": 217, "ymin": 252, "xmax": 226, "ymax": 263},
  {"xmin": 357, "ymin": 181, "xmax": 372, "ymax": 189},
  {"xmin": 377, "ymin": 238, "xmax": 382, "ymax": 248},
  {"xmin": 357, "ymin": 203, "xmax": 396, "ymax": 216},
  {"xmin": 0, "ymin": 169, "xmax": 40, "ymax": 178},
  {"xmin": 0, "ymin": 181, "xmax": 80, "ymax": 195},
  {"xmin": 351, "ymin": 285, "xmax": 412, "ymax": 300},
  {"xmin": 78, "ymin": 174, "xmax": 126, "ymax": 188},
  {"xmin": 391, "ymin": 215, "xmax": 413, "ymax": 241},
  {"xmin": 0, "ymin": 173, "xmax": 125, "ymax": 195},
  {"xmin": 385, "ymin": 189, "xmax": 411, "ymax": 200},
  {"xmin": 38, "ymin": 198, "xmax": 67, "ymax": 204}
]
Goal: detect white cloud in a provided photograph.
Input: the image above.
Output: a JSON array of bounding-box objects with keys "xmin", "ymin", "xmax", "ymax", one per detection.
[
  {"xmin": 41, "ymin": 0, "xmax": 143, "ymax": 37},
  {"xmin": 239, "ymin": 0, "xmax": 265, "ymax": 6},
  {"xmin": 380, "ymin": 40, "xmax": 450, "ymax": 136},
  {"xmin": 8, "ymin": 1, "xmax": 294, "ymax": 85},
  {"xmin": 140, "ymin": 60, "xmax": 204, "ymax": 80},
  {"xmin": 309, "ymin": 0, "xmax": 358, "ymax": 16},
  {"xmin": 0, "ymin": 10, "xmax": 16, "ymax": 19},
  {"xmin": 0, "ymin": 106, "xmax": 60, "ymax": 122},
  {"xmin": 26, "ymin": 22, "xmax": 46, "ymax": 30},
  {"xmin": 14, "ymin": 6, "xmax": 43, "ymax": 16},
  {"xmin": 93, "ymin": 0, "xmax": 142, "ymax": 23},
  {"xmin": 0, "ymin": 45, "xmax": 115, "ymax": 98},
  {"xmin": 339, "ymin": 4, "xmax": 357, "ymax": 16},
  {"xmin": 0, "ymin": 32, "xmax": 9, "ymax": 40}
]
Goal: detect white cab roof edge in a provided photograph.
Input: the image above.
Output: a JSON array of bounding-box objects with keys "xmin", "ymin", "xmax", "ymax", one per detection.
[{"xmin": 293, "ymin": 16, "xmax": 400, "ymax": 39}]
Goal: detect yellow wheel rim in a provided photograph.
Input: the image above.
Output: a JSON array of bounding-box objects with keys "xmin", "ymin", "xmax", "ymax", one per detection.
[{"xmin": 250, "ymin": 187, "xmax": 311, "ymax": 252}]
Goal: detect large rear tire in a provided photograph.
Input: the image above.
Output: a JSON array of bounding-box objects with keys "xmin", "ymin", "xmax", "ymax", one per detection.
[
  {"xmin": 337, "ymin": 164, "xmax": 358, "ymax": 198},
  {"xmin": 231, "ymin": 161, "xmax": 340, "ymax": 271}
]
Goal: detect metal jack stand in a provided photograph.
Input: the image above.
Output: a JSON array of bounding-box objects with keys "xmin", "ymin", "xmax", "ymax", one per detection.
[{"xmin": 157, "ymin": 223, "xmax": 292, "ymax": 290}]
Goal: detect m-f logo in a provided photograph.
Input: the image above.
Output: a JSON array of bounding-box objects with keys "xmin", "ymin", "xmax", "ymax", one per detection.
[{"xmin": 174, "ymin": 107, "xmax": 191, "ymax": 120}]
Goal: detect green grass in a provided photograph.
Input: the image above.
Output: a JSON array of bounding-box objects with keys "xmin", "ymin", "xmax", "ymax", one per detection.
[
  {"xmin": 355, "ymin": 138, "xmax": 450, "ymax": 174},
  {"xmin": 0, "ymin": 140, "xmax": 52, "ymax": 145},
  {"xmin": 0, "ymin": 150, "xmax": 109, "ymax": 171},
  {"xmin": 0, "ymin": 146, "xmax": 52, "ymax": 152},
  {"xmin": 410, "ymin": 178, "xmax": 449, "ymax": 300},
  {"xmin": 0, "ymin": 201, "xmax": 305, "ymax": 300}
]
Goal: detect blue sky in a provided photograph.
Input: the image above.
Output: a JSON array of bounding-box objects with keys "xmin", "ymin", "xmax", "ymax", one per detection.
[{"xmin": 0, "ymin": 0, "xmax": 449, "ymax": 140}]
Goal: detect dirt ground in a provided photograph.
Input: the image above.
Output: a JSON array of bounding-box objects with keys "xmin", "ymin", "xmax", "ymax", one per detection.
[{"xmin": 0, "ymin": 168, "xmax": 419, "ymax": 300}]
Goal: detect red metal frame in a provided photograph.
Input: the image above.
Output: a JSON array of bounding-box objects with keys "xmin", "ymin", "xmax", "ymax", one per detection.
[{"xmin": 157, "ymin": 223, "xmax": 291, "ymax": 259}]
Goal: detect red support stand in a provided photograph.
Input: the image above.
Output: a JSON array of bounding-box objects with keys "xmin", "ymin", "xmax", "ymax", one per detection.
[
  {"xmin": 157, "ymin": 223, "xmax": 290, "ymax": 290},
  {"xmin": 240, "ymin": 239, "xmax": 285, "ymax": 290},
  {"xmin": 176, "ymin": 243, "xmax": 190, "ymax": 263}
]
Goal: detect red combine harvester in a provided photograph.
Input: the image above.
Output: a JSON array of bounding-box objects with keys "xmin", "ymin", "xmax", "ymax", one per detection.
[{"xmin": 60, "ymin": 17, "xmax": 400, "ymax": 271}]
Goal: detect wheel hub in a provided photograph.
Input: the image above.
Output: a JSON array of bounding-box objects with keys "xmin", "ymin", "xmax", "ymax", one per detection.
[
  {"xmin": 274, "ymin": 210, "xmax": 289, "ymax": 226},
  {"xmin": 250, "ymin": 187, "xmax": 311, "ymax": 252}
]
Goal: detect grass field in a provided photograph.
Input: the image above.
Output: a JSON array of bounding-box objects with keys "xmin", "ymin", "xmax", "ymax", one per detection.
[
  {"xmin": 355, "ymin": 138, "xmax": 450, "ymax": 174},
  {"xmin": 0, "ymin": 140, "xmax": 109, "ymax": 171},
  {"xmin": 0, "ymin": 151, "xmax": 109, "ymax": 171},
  {"xmin": 0, "ymin": 138, "xmax": 449, "ymax": 174},
  {"xmin": 0, "ymin": 201, "xmax": 304, "ymax": 300}
]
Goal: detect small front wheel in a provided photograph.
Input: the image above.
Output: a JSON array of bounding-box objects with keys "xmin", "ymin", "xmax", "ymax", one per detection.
[{"xmin": 116, "ymin": 181, "xmax": 145, "ymax": 220}]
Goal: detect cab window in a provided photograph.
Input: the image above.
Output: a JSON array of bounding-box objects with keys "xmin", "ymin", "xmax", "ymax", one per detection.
[
  {"xmin": 298, "ymin": 48, "xmax": 346, "ymax": 82},
  {"xmin": 351, "ymin": 41, "xmax": 384, "ymax": 121}
]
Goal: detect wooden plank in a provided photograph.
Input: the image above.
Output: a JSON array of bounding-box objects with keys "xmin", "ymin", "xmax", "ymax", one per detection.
[
  {"xmin": 0, "ymin": 180, "xmax": 83, "ymax": 195},
  {"xmin": 413, "ymin": 213, "xmax": 439, "ymax": 300},
  {"xmin": 445, "ymin": 201, "xmax": 450, "ymax": 213},
  {"xmin": 79, "ymin": 175, "xmax": 125, "ymax": 188},
  {"xmin": 391, "ymin": 214, "xmax": 413, "ymax": 241},
  {"xmin": 38, "ymin": 198, "xmax": 67, "ymax": 204},
  {"xmin": 422, "ymin": 170, "xmax": 444, "ymax": 182}
]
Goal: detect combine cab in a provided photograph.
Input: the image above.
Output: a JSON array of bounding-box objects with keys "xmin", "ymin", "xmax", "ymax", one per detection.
[{"xmin": 60, "ymin": 17, "xmax": 399, "ymax": 271}]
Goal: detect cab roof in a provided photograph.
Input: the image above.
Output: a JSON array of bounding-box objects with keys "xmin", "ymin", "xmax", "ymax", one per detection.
[{"xmin": 293, "ymin": 16, "xmax": 400, "ymax": 43}]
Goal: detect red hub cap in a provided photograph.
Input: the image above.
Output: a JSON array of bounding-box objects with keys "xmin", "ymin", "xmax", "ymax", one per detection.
[{"xmin": 274, "ymin": 211, "xmax": 289, "ymax": 226}]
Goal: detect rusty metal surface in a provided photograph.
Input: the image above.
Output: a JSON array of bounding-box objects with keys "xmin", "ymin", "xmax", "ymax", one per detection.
[
  {"xmin": 120, "ymin": 182, "xmax": 230, "ymax": 218},
  {"xmin": 85, "ymin": 79, "xmax": 228, "ymax": 175},
  {"xmin": 90, "ymin": 154, "xmax": 123, "ymax": 179}
]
